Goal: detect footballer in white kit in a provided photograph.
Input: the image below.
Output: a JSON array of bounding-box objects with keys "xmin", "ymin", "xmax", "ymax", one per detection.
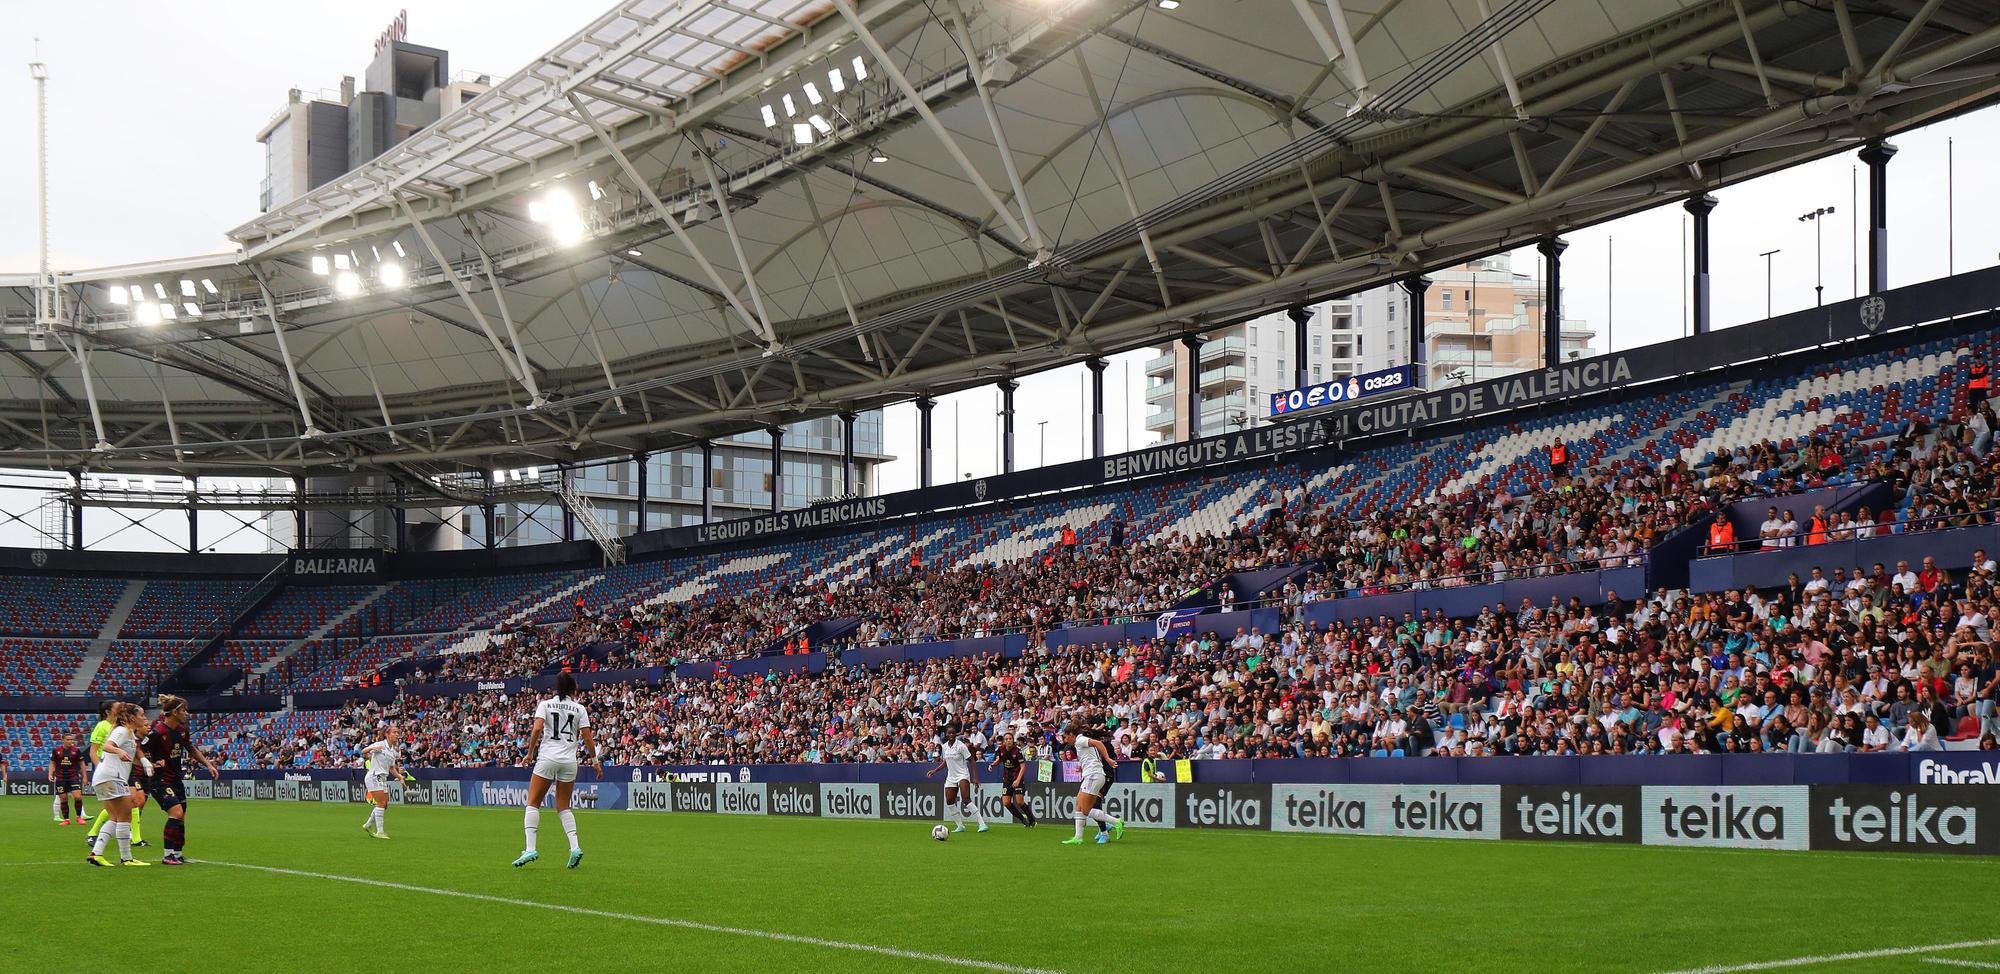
[
  {"xmin": 1062, "ymin": 723, "xmax": 1124, "ymax": 846},
  {"xmin": 926, "ymin": 721, "xmax": 987, "ymax": 833},
  {"xmin": 360, "ymin": 727, "xmax": 407, "ymax": 839},
  {"xmin": 514, "ymin": 673, "xmax": 601, "ymax": 870}
]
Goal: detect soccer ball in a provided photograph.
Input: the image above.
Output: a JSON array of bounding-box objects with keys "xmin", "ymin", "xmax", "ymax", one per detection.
[{"xmin": 931, "ymin": 824, "xmax": 950, "ymax": 842}]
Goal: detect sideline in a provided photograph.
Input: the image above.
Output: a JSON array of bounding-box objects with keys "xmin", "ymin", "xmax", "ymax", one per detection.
[
  {"xmin": 1652, "ymin": 939, "xmax": 2000, "ymax": 973},
  {"xmin": 200, "ymin": 859, "xmax": 1065, "ymax": 974}
]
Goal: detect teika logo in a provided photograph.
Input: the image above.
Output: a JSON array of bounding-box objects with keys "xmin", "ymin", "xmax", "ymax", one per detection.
[
  {"xmin": 1177, "ymin": 785, "xmax": 1269, "ymax": 829},
  {"xmin": 768, "ymin": 784, "xmax": 817, "ymax": 816},
  {"xmin": 1391, "ymin": 790, "xmax": 1486, "ymax": 834},
  {"xmin": 1508, "ymin": 789, "xmax": 1630, "ymax": 842},
  {"xmin": 820, "ymin": 784, "xmax": 876, "ymax": 819},
  {"xmin": 1276, "ymin": 786, "xmax": 1367, "ymax": 833},
  {"xmin": 1810, "ymin": 786, "xmax": 1995, "ymax": 854},
  {"xmin": 882, "ymin": 786, "xmax": 939, "ymax": 820},
  {"xmin": 1657, "ymin": 793, "xmax": 1785, "ymax": 842},
  {"xmin": 671, "ymin": 784, "xmax": 715, "ymax": 813},
  {"xmin": 719, "ymin": 785, "xmax": 764, "ymax": 815}
]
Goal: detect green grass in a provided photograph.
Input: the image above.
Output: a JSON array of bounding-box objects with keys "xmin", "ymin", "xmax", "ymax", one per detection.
[{"xmin": 5, "ymin": 796, "xmax": 2000, "ymax": 973}]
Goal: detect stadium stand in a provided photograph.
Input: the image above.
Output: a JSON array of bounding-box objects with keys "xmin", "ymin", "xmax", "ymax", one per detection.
[{"xmin": 6, "ymin": 322, "xmax": 2000, "ymax": 774}]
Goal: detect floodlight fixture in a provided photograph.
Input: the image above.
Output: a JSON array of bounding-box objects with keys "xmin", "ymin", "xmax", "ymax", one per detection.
[
  {"xmin": 378, "ymin": 261, "xmax": 407, "ymax": 289},
  {"xmin": 828, "ymin": 67, "xmax": 845, "ymax": 93},
  {"xmin": 803, "ymin": 81, "xmax": 822, "ymax": 105},
  {"xmin": 179, "ymin": 279, "xmax": 196, "ymax": 297},
  {"xmin": 760, "ymin": 104, "xmax": 777, "ymax": 128},
  {"xmin": 200, "ymin": 279, "xmax": 218, "ymax": 295},
  {"xmin": 182, "ymin": 302, "xmax": 201, "ymax": 317},
  {"xmin": 793, "ymin": 123, "xmax": 812, "ymax": 145},
  {"xmin": 107, "ymin": 286, "xmax": 129, "ymax": 306},
  {"xmin": 334, "ymin": 271, "xmax": 362, "ymax": 297},
  {"xmin": 310, "ymin": 255, "xmax": 330, "ymax": 276},
  {"xmin": 852, "ymin": 56, "xmax": 867, "ymax": 80},
  {"xmin": 135, "ymin": 302, "xmax": 161, "ymax": 325}
]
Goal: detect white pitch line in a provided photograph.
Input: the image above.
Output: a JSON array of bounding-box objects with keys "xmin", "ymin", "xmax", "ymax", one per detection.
[
  {"xmin": 200, "ymin": 859, "xmax": 1064, "ymax": 974},
  {"xmin": 1924, "ymin": 960, "xmax": 2000, "ymax": 971},
  {"xmin": 1654, "ymin": 939, "xmax": 2000, "ymax": 974}
]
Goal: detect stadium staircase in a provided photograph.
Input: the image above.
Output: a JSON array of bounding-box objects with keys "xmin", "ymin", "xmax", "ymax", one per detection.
[
  {"xmin": 247, "ymin": 584, "xmax": 395, "ymax": 686},
  {"xmin": 557, "ymin": 473, "xmax": 626, "ymax": 565},
  {"xmin": 64, "ymin": 579, "xmax": 145, "ymax": 693}
]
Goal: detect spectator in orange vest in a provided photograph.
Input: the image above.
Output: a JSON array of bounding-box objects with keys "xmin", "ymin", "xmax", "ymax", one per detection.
[
  {"xmin": 1549, "ymin": 442, "xmax": 1569, "ymax": 478},
  {"xmin": 1807, "ymin": 505, "xmax": 1829, "ymax": 545},
  {"xmin": 1707, "ymin": 518, "xmax": 1736, "ymax": 554}
]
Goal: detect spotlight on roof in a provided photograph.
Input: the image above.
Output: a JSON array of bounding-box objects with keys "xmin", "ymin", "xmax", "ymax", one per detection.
[
  {"xmin": 153, "ymin": 283, "xmax": 168, "ymax": 300},
  {"xmin": 107, "ymin": 286, "xmax": 129, "ymax": 306},
  {"xmin": 179, "ymin": 279, "xmax": 197, "ymax": 297},
  {"xmin": 793, "ymin": 122, "xmax": 813, "ymax": 145},
  {"xmin": 803, "ymin": 81, "xmax": 822, "ymax": 105},
  {"xmin": 128, "ymin": 285, "xmax": 145, "ymax": 304},
  {"xmin": 1156, "ymin": 0, "xmax": 1180, "ymax": 8},
  {"xmin": 378, "ymin": 261, "xmax": 406, "ymax": 289},
  {"xmin": 828, "ymin": 67, "xmax": 845, "ymax": 93},
  {"xmin": 134, "ymin": 302, "xmax": 161, "ymax": 326},
  {"xmin": 200, "ymin": 279, "xmax": 218, "ymax": 295},
  {"xmin": 760, "ymin": 104, "xmax": 777, "ymax": 128},
  {"xmin": 588, "ymin": 179, "xmax": 605, "ymax": 202},
  {"xmin": 782, "ymin": 94, "xmax": 797, "ymax": 117},
  {"xmin": 809, "ymin": 114, "xmax": 832, "ymax": 135},
  {"xmin": 851, "ymin": 56, "xmax": 867, "ymax": 81},
  {"xmin": 391, "ymin": 240, "xmax": 406, "ymax": 258},
  {"xmin": 530, "ymin": 187, "xmax": 586, "ymax": 247},
  {"xmin": 869, "ymin": 146, "xmax": 889, "ymax": 164},
  {"xmin": 159, "ymin": 302, "xmax": 177, "ymax": 320},
  {"xmin": 333, "ymin": 253, "xmax": 351, "ymax": 272},
  {"xmin": 182, "ymin": 302, "xmax": 201, "ymax": 318},
  {"xmin": 310, "ymin": 255, "xmax": 330, "ymax": 276},
  {"xmin": 334, "ymin": 271, "xmax": 362, "ymax": 297}
]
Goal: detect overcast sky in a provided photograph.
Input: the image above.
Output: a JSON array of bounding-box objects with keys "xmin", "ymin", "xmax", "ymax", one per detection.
[{"xmin": 5, "ymin": 3, "xmax": 1998, "ymax": 541}]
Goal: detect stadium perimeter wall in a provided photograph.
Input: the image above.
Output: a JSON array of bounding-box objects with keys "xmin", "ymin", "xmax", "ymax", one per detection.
[{"xmin": 148, "ymin": 767, "xmax": 2000, "ymax": 857}]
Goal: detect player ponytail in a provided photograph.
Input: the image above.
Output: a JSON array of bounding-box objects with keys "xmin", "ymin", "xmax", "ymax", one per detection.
[
  {"xmin": 555, "ymin": 671, "xmax": 577, "ymax": 700},
  {"xmin": 159, "ymin": 694, "xmax": 187, "ymax": 717}
]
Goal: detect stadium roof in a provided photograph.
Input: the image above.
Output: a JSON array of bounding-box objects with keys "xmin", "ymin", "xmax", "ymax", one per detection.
[{"xmin": 5, "ymin": 0, "xmax": 2000, "ymax": 479}]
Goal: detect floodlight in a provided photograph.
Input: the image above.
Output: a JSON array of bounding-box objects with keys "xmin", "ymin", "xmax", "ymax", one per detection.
[
  {"xmin": 179, "ymin": 279, "xmax": 196, "ymax": 297},
  {"xmin": 588, "ymin": 180, "xmax": 605, "ymax": 201},
  {"xmin": 128, "ymin": 285, "xmax": 145, "ymax": 303},
  {"xmin": 870, "ymin": 146, "xmax": 889, "ymax": 163},
  {"xmin": 852, "ymin": 56, "xmax": 867, "ymax": 80},
  {"xmin": 793, "ymin": 123, "xmax": 812, "ymax": 145},
  {"xmin": 828, "ymin": 68, "xmax": 845, "ymax": 93},
  {"xmin": 310, "ymin": 255, "xmax": 329, "ymax": 276},
  {"xmin": 782, "ymin": 94, "xmax": 797, "ymax": 117},
  {"xmin": 107, "ymin": 286, "xmax": 128, "ymax": 306},
  {"xmin": 627, "ymin": 249, "xmax": 643, "ymax": 257},
  {"xmin": 760, "ymin": 104, "xmax": 777, "ymax": 128},
  {"xmin": 182, "ymin": 302, "xmax": 201, "ymax": 317},
  {"xmin": 378, "ymin": 261, "xmax": 406, "ymax": 289},
  {"xmin": 159, "ymin": 302, "xmax": 177, "ymax": 320},
  {"xmin": 200, "ymin": 279, "xmax": 218, "ymax": 295},
  {"xmin": 392, "ymin": 240, "xmax": 406, "ymax": 258},
  {"xmin": 804, "ymin": 82, "xmax": 822, "ymax": 105},
  {"xmin": 1156, "ymin": 0, "xmax": 1179, "ymax": 8},
  {"xmin": 334, "ymin": 253, "xmax": 351, "ymax": 271},
  {"xmin": 153, "ymin": 283, "xmax": 168, "ymax": 299},
  {"xmin": 334, "ymin": 271, "xmax": 362, "ymax": 297},
  {"xmin": 809, "ymin": 115, "xmax": 832, "ymax": 135}
]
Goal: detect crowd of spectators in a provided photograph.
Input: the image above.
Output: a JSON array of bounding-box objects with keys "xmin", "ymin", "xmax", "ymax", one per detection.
[{"xmin": 235, "ymin": 354, "xmax": 2000, "ymax": 771}]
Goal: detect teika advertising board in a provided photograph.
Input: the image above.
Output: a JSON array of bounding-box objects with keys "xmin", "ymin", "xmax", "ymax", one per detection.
[{"xmin": 198, "ymin": 775, "xmax": 2000, "ymax": 857}]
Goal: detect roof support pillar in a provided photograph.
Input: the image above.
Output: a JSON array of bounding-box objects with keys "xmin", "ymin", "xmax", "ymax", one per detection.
[
  {"xmin": 695, "ymin": 145, "xmax": 778, "ymax": 343},
  {"xmin": 1087, "ymin": 358, "xmax": 1107, "ymax": 459},
  {"xmin": 252, "ymin": 275, "xmax": 321, "ymax": 439},
  {"xmin": 1402, "ymin": 275, "xmax": 1430, "ymax": 388},
  {"xmin": 1182, "ymin": 334, "xmax": 1205, "ymax": 441},
  {"xmin": 700, "ymin": 440, "xmax": 715, "ymax": 524},
  {"xmin": 998, "ymin": 379, "xmax": 1016, "ymax": 475},
  {"xmin": 947, "ymin": 1, "xmax": 1048, "ymax": 260},
  {"xmin": 1861, "ymin": 139, "xmax": 1897, "ymax": 295},
  {"xmin": 915, "ymin": 396, "xmax": 935, "ymax": 489},
  {"xmin": 467, "ymin": 224, "xmax": 546, "ymax": 405},
  {"xmin": 53, "ymin": 333, "xmax": 110, "ymax": 452},
  {"xmin": 839, "ymin": 412, "xmax": 857, "ymax": 495},
  {"xmin": 1685, "ymin": 194, "xmax": 1717, "ymax": 334},
  {"xmin": 1539, "ymin": 237, "xmax": 1568, "ymax": 368}
]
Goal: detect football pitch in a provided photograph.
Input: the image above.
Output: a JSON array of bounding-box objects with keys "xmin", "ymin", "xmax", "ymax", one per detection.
[{"xmin": 5, "ymin": 796, "xmax": 2000, "ymax": 973}]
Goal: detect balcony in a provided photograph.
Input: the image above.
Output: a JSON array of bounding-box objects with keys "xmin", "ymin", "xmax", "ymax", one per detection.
[
  {"xmin": 1144, "ymin": 407, "xmax": 1176, "ymax": 430},
  {"xmin": 1145, "ymin": 353, "xmax": 1176, "ymax": 377},
  {"xmin": 1200, "ymin": 337, "xmax": 1248, "ymax": 361},
  {"xmin": 1199, "ymin": 365, "xmax": 1246, "ymax": 389}
]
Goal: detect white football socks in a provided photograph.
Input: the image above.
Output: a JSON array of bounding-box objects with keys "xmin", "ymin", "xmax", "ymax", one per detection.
[
  {"xmin": 115, "ymin": 822, "xmax": 132, "ymax": 861},
  {"xmin": 559, "ymin": 809, "xmax": 579, "ymax": 853},
  {"xmin": 523, "ymin": 805, "xmax": 540, "ymax": 852}
]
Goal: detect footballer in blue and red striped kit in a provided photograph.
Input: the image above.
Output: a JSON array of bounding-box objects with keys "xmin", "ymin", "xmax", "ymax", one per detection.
[{"xmin": 141, "ymin": 695, "xmax": 222, "ymax": 866}]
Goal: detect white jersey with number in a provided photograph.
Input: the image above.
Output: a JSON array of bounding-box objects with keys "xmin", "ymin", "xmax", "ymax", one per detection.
[
  {"xmin": 91, "ymin": 726, "xmax": 135, "ymax": 786},
  {"xmin": 941, "ymin": 739, "xmax": 972, "ymax": 783},
  {"xmin": 534, "ymin": 697, "xmax": 591, "ymax": 764}
]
